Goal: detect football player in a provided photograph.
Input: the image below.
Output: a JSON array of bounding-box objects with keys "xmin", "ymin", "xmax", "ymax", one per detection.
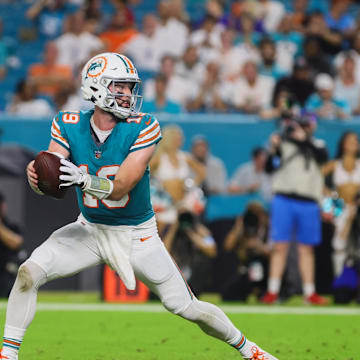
[{"xmin": 0, "ymin": 53, "xmax": 278, "ymax": 360}]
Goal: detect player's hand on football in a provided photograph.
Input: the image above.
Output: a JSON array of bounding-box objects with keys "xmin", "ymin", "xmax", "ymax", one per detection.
[
  {"xmin": 27, "ymin": 160, "xmax": 44, "ymax": 195},
  {"xmin": 59, "ymin": 159, "xmax": 87, "ymax": 188}
]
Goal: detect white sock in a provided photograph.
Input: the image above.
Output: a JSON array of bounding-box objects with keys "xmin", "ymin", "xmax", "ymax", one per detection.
[
  {"xmin": 268, "ymin": 278, "xmax": 281, "ymax": 294},
  {"xmin": 303, "ymin": 283, "xmax": 315, "ymax": 297},
  {"xmin": 2, "ymin": 261, "xmax": 47, "ymax": 357},
  {"xmin": 2, "ymin": 325, "xmax": 25, "ymax": 358}
]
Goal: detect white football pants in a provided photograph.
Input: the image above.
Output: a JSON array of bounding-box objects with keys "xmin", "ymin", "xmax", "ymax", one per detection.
[{"xmin": 4, "ymin": 215, "xmax": 242, "ymax": 349}]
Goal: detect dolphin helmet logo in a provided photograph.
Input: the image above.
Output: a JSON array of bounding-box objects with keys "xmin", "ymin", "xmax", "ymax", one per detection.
[{"xmin": 85, "ymin": 56, "xmax": 108, "ymax": 78}]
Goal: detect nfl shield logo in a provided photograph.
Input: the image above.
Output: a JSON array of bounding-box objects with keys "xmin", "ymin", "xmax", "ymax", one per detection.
[{"xmin": 95, "ymin": 150, "xmax": 102, "ymax": 159}]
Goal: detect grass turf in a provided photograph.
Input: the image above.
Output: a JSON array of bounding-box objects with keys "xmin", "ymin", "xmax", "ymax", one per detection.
[{"xmin": 0, "ymin": 305, "xmax": 359, "ymax": 360}]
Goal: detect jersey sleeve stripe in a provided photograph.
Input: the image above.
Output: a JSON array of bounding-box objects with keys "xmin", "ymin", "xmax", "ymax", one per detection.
[
  {"xmin": 51, "ymin": 124, "xmax": 61, "ymax": 136},
  {"xmin": 139, "ymin": 120, "xmax": 158, "ymax": 135},
  {"xmin": 130, "ymin": 130, "xmax": 161, "ymax": 150},
  {"xmin": 51, "ymin": 132, "xmax": 70, "ymax": 149},
  {"xmin": 137, "ymin": 123, "xmax": 159, "ymax": 139},
  {"xmin": 52, "ymin": 119, "xmax": 60, "ymax": 131},
  {"xmin": 134, "ymin": 127, "xmax": 160, "ymax": 145}
]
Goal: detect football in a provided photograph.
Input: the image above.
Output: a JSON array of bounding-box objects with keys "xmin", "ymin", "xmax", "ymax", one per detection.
[{"xmin": 34, "ymin": 151, "xmax": 67, "ymax": 199}]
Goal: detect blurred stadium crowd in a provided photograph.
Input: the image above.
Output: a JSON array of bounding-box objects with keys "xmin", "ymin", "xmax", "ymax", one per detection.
[{"xmin": 1, "ymin": 0, "xmax": 360, "ymax": 305}]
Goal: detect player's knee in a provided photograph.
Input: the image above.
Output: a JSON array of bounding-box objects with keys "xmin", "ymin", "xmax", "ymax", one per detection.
[
  {"xmin": 17, "ymin": 264, "xmax": 34, "ymax": 292},
  {"xmin": 17, "ymin": 261, "xmax": 47, "ymax": 292},
  {"xmin": 162, "ymin": 293, "xmax": 188, "ymax": 315}
]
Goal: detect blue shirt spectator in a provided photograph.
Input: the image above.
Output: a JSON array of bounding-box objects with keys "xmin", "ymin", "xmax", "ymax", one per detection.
[
  {"xmin": 142, "ymin": 99, "xmax": 182, "ymax": 114},
  {"xmin": 324, "ymin": 0, "xmax": 355, "ymax": 33}
]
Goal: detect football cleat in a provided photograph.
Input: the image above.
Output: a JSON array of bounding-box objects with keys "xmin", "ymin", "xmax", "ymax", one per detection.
[
  {"xmin": 0, "ymin": 349, "xmax": 16, "ymax": 360},
  {"xmin": 0, "ymin": 349, "xmax": 9, "ymax": 359},
  {"xmin": 304, "ymin": 293, "xmax": 329, "ymax": 305},
  {"xmin": 261, "ymin": 291, "xmax": 278, "ymax": 304},
  {"xmin": 242, "ymin": 342, "xmax": 279, "ymax": 360}
]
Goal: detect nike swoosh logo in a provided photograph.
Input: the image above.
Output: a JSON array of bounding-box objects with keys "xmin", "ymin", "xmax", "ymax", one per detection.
[
  {"xmin": 140, "ymin": 236, "xmax": 152, "ymax": 242},
  {"xmin": 145, "ymin": 119, "xmax": 151, "ymax": 125}
]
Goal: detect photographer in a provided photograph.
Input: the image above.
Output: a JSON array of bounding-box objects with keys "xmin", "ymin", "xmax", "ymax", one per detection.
[
  {"xmin": 222, "ymin": 202, "xmax": 270, "ymax": 302},
  {"xmin": 163, "ymin": 211, "xmax": 217, "ymax": 296},
  {"xmin": 0, "ymin": 192, "xmax": 24, "ymax": 298},
  {"xmin": 262, "ymin": 113, "xmax": 329, "ymax": 305}
]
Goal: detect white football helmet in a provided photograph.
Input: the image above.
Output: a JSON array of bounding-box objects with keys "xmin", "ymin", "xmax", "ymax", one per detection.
[{"xmin": 81, "ymin": 52, "xmax": 142, "ymax": 119}]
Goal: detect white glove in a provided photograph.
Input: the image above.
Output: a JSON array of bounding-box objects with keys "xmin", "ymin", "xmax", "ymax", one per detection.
[{"xmin": 59, "ymin": 159, "xmax": 89, "ymax": 188}]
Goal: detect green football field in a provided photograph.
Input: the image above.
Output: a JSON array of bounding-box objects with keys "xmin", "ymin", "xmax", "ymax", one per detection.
[{"xmin": 0, "ymin": 293, "xmax": 359, "ymax": 360}]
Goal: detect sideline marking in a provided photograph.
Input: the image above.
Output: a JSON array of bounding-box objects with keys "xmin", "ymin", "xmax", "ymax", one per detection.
[{"xmin": 0, "ymin": 302, "xmax": 359, "ymax": 315}]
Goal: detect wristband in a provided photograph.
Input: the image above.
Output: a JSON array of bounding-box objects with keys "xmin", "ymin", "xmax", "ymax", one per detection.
[{"xmin": 82, "ymin": 174, "xmax": 114, "ymax": 200}]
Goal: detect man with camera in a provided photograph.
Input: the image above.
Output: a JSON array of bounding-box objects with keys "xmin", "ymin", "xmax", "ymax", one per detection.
[
  {"xmin": 0, "ymin": 192, "xmax": 24, "ymax": 298},
  {"xmin": 262, "ymin": 113, "xmax": 329, "ymax": 305}
]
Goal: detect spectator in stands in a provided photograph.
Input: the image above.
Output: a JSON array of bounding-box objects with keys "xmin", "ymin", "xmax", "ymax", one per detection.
[
  {"xmin": 222, "ymin": 202, "xmax": 270, "ymax": 301},
  {"xmin": 175, "ymin": 45, "xmax": 205, "ymax": 86},
  {"xmin": 289, "ymin": 0, "xmax": 308, "ymax": 32},
  {"xmin": 83, "ymin": 0, "xmax": 102, "ymax": 23},
  {"xmin": 271, "ymin": 14, "xmax": 304, "ymax": 73},
  {"xmin": 231, "ymin": 61, "xmax": 274, "ymax": 114},
  {"xmin": 55, "ymin": 10, "xmax": 104, "ymax": 72},
  {"xmin": 0, "ymin": 192, "xmax": 24, "ymax": 298},
  {"xmin": 6, "ymin": 79, "xmax": 54, "ymax": 117},
  {"xmin": 334, "ymin": 54, "xmax": 360, "ymax": 116},
  {"xmin": 305, "ymin": 73, "xmax": 351, "ymax": 121},
  {"xmin": 191, "ymin": 134, "xmax": 227, "ymax": 195},
  {"xmin": 272, "ymin": 57, "xmax": 315, "ymax": 108},
  {"xmin": 190, "ymin": 14, "xmax": 223, "ymax": 61},
  {"xmin": 335, "ymin": 33, "xmax": 360, "ymax": 86},
  {"xmin": 303, "ymin": 36, "xmax": 333, "ymax": 77},
  {"xmin": 258, "ymin": 38, "xmax": 287, "ymax": 81},
  {"xmin": 262, "ymin": 112, "xmax": 329, "ymax": 305},
  {"xmin": 233, "ymin": 12, "xmax": 262, "ymax": 61},
  {"xmin": 220, "ymin": 1, "xmax": 263, "ymax": 33},
  {"xmin": 187, "ymin": 62, "xmax": 228, "ymax": 113},
  {"xmin": 305, "ymin": 12, "xmax": 342, "ymax": 56},
  {"xmin": 123, "ymin": 14, "xmax": 162, "ymax": 72},
  {"xmin": 228, "ymin": 147, "xmax": 271, "ymax": 202},
  {"xmin": 156, "ymin": 0, "xmax": 189, "ymax": 58},
  {"xmin": 26, "ymin": 0, "xmax": 77, "ymax": 39},
  {"xmin": 143, "ymin": 54, "xmax": 197, "ymax": 108},
  {"xmin": 324, "ymin": 0, "xmax": 355, "ymax": 37},
  {"xmin": 100, "ymin": 11, "xmax": 138, "ymax": 53},
  {"xmin": 142, "ymin": 74, "xmax": 182, "ymax": 114},
  {"xmin": 216, "ymin": 28, "xmax": 259, "ymax": 82},
  {"xmin": 256, "ymin": 0, "xmax": 286, "ymax": 33},
  {"xmin": 28, "ymin": 41, "xmax": 73, "ymax": 98},
  {"xmin": 322, "ymin": 132, "xmax": 360, "ymax": 276}
]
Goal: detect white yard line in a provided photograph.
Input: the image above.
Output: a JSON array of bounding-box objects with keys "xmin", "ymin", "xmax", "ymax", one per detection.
[{"xmin": 0, "ymin": 302, "xmax": 359, "ymax": 315}]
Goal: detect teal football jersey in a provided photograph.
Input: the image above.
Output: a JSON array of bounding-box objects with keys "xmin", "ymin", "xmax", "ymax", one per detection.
[{"xmin": 50, "ymin": 109, "xmax": 162, "ymax": 225}]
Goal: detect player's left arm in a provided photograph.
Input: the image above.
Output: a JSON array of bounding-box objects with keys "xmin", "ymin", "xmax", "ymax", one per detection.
[{"xmin": 108, "ymin": 144, "xmax": 156, "ymax": 201}]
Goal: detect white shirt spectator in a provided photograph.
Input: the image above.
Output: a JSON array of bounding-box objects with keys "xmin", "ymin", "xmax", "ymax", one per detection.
[
  {"xmin": 143, "ymin": 76, "xmax": 198, "ymax": 107},
  {"xmin": 334, "ymin": 50, "xmax": 360, "ymax": 84},
  {"xmin": 231, "ymin": 75, "xmax": 274, "ymax": 110},
  {"xmin": 123, "ymin": 32, "xmax": 164, "ymax": 72},
  {"xmin": 7, "ymin": 99, "xmax": 54, "ymax": 118},
  {"xmin": 190, "ymin": 23, "xmax": 224, "ymax": 50},
  {"xmin": 175, "ymin": 61, "xmax": 206, "ymax": 85},
  {"xmin": 56, "ymin": 31, "xmax": 103, "ymax": 71},
  {"xmin": 157, "ymin": 18, "xmax": 189, "ymax": 58},
  {"xmin": 334, "ymin": 77, "xmax": 360, "ymax": 113},
  {"xmin": 260, "ymin": 0, "xmax": 286, "ymax": 33},
  {"xmin": 209, "ymin": 45, "xmax": 260, "ymax": 82}
]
